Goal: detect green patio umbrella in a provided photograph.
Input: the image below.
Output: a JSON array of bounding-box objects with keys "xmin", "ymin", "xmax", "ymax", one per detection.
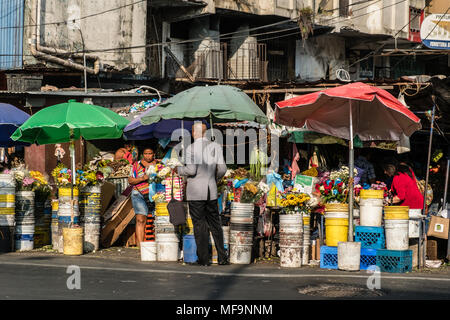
[
  {"xmin": 140, "ymin": 85, "xmax": 269, "ymax": 126},
  {"xmin": 11, "ymin": 99, "xmax": 129, "ymax": 225}
]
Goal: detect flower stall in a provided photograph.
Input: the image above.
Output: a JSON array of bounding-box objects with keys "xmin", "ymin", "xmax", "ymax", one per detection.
[{"xmin": 0, "ymin": 167, "xmax": 53, "ymax": 252}]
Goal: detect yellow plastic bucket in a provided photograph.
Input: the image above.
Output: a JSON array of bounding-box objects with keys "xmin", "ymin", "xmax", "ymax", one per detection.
[
  {"xmin": 303, "ymin": 216, "xmax": 310, "ymax": 226},
  {"xmin": 360, "ymin": 189, "xmax": 384, "ymax": 199},
  {"xmin": 52, "ymin": 199, "xmax": 58, "ymax": 211},
  {"xmin": 156, "ymin": 203, "xmax": 169, "ymax": 216},
  {"xmin": 384, "ymin": 206, "xmax": 409, "ymax": 220},
  {"xmin": 325, "ymin": 203, "xmax": 348, "ymax": 212},
  {"xmin": 325, "ymin": 217, "xmax": 348, "ymax": 247},
  {"xmin": 59, "ymin": 187, "xmax": 79, "ymax": 198},
  {"xmin": 63, "ymin": 227, "xmax": 84, "ymax": 255}
]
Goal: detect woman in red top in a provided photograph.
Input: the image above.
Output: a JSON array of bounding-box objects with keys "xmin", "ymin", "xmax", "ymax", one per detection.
[{"xmin": 384, "ymin": 163, "xmax": 424, "ymax": 209}]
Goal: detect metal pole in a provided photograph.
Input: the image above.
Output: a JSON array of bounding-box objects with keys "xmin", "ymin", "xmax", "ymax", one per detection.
[
  {"xmin": 79, "ymin": 29, "xmax": 87, "ymax": 93},
  {"xmin": 443, "ymin": 150, "xmax": 450, "ymax": 210},
  {"xmin": 420, "ymin": 98, "xmax": 436, "ymax": 268},
  {"xmin": 348, "ymin": 100, "xmax": 354, "ymax": 242},
  {"xmin": 423, "ymin": 99, "xmax": 436, "ymax": 215}
]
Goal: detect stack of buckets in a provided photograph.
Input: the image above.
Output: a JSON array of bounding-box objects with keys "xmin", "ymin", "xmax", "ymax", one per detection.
[
  {"xmin": 51, "ymin": 199, "xmax": 59, "ymax": 250},
  {"xmin": 34, "ymin": 199, "xmax": 52, "ymax": 248},
  {"xmin": 79, "ymin": 186, "xmax": 102, "ymax": 253},
  {"xmin": 324, "ymin": 203, "xmax": 349, "ymax": 247},
  {"xmin": 384, "ymin": 206, "xmax": 409, "ymax": 250},
  {"xmin": 0, "ymin": 174, "xmax": 16, "ymax": 252},
  {"xmin": 15, "ymin": 191, "xmax": 35, "ymax": 251},
  {"xmin": 279, "ymin": 213, "xmax": 303, "ymax": 267},
  {"xmin": 154, "ymin": 202, "xmax": 179, "ymax": 261},
  {"xmin": 57, "ymin": 187, "xmax": 80, "ymax": 254},
  {"xmin": 229, "ymin": 202, "xmax": 254, "ymax": 264},
  {"xmin": 302, "ymin": 214, "xmax": 311, "ymax": 265}
]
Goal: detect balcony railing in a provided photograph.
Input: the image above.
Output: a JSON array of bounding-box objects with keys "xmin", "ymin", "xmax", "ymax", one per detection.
[{"xmin": 168, "ymin": 42, "xmax": 267, "ymax": 82}]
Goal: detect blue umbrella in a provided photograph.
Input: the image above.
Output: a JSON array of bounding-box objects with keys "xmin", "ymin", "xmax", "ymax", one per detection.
[
  {"xmin": 0, "ymin": 103, "xmax": 30, "ymax": 147},
  {"xmin": 124, "ymin": 106, "xmax": 209, "ymax": 140}
]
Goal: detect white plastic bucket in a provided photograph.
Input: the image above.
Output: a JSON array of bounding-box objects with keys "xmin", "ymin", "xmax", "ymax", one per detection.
[
  {"xmin": 15, "ymin": 191, "xmax": 35, "ymax": 217},
  {"xmin": 0, "ymin": 214, "xmax": 15, "ymax": 226},
  {"xmin": 15, "ymin": 239, "xmax": 34, "ymax": 251},
  {"xmin": 156, "ymin": 233, "xmax": 179, "ymax": 261},
  {"xmin": 230, "ymin": 203, "xmax": 254, "ymax": 217},
  {"xmin": 279, "ymin": 214, "xmax": 303, "ymax": 234},
  {"xmin": 0, "ymin": 174, "xmax": 15, "ymax": 188},
  {"xmin": 409, "ymin": 209, "xmax": 423, "ymax": 219},
  {"xmin": 384, "ymin": 219, "xmax": 409, "ymax": 250},
  {"xmin": 408, "ymin": 220, "xmax": 420, "ymax": 238},
  {"xmin": 229, "ymin": 230, "xmax": 253, "ymax": 264},
  {"xmin": 140, "ymin": 241, "xmax": 157, "ymax": 261},
  {"xmin": 82, "ymin": 222, "xmax": 100, "ymax": 252},
  {"xmin": 338, "ymin": 241, "xmax": 361, "ymax": 271},
  {"xmin": 279, "ymin": 233, "xmax": 302, "ymax": 268},
  {"xmin": 325, "ymin": 211, "xmax": 348, "ymax": 219},
  {"xmin": 359, "ymin": 198, "xmax": 383, "ymax": 227}
]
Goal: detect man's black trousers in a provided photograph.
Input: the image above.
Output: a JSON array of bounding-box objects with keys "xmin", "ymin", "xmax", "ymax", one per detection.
[{"xmin": 188, "ymin": 199, "xmax": 227, "ymax": 265}]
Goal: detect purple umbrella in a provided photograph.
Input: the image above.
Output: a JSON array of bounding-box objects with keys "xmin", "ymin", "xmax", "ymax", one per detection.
[
  {"xmin": 124, "ymin": 106, "xmax": 208, "ymax": 140},
  {"xmin": 0, "ymin": 103, "xmax": 30, "ymax": 147}
]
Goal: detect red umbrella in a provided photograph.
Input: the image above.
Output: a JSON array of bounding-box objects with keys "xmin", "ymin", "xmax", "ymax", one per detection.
[
  {"xmin": 275, "ymin": 82, "xmax": 421, "ymax": 141},
  {"xmin": 275, "ymin": 82, "xmax": 422, "ymax": 242}
]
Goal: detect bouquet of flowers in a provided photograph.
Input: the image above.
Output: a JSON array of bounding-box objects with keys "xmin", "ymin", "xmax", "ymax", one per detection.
[
  {"xmin": 29, "ymin": 171, "xmax": 52, "ymax": 201},
  {"xmin": 240, "ymin": 181, "xmax": 265, "ymax": 203},
  {"xmin": 330, "ymin": 166, "xmax": 358, "ymax": 184},
  {"xmin": 146, "ymin": 163, "xmax": 171, "ymax": 184},
  {"xmin": 51, "ymin": 164, "xmax": 72, "ymax": 187},
  {"xmin": 151, "ymin": 193, "xmax": 166, "ymax": 204},
  {"xmin": 315, "ymin": 178, "xmax": 347, "ymax": 204},
  {"xmin": 76, "ymin": 166, "xmax": 106, "ymax": 189},
  {"xmin": 280, "ymin": 192, "xmax": 311, "ymax": 214}
]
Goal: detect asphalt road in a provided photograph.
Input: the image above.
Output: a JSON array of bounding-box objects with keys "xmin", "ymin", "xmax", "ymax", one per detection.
[{"xmin": 1, "ymin": 251, "xmax": 450, "ymax": 301}]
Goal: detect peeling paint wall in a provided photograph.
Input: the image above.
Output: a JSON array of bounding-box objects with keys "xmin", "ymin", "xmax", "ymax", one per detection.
[
  {"xmin": 295, "ymin": 35, "xmax": 346, "ymax": 81},
  {"xmin": 214, "ymin": 0, "xmax": 311, "ymax": 18},
  {"xmin": 23, "ymin": 0, "xmax": 147, "ymax": 74},
  {"xmin": 316, "ymin": 0, "xmax": 426, "ymax": 38}
]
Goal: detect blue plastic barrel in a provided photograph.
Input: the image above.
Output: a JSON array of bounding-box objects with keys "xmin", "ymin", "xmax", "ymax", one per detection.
[{"xmin": 183, "ymin": 234, "xmax": 198, "ymax": 263}]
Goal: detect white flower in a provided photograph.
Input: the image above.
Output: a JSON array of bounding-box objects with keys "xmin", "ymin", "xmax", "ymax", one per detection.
[
  {"xmin": 224, "ymin": 169, "xmax": 234, "ymax": 178},
  {"xmin": 146, "ymin": 165, "xmax": 156, "ymax": 175},
  {"xmin": 258, "ymin": 181, "xmax": 269, "ymax": 193},
  {"xmin": 166, "ymin": 158, "xmax": 182, "ymax": 169},
  {"xmin": 157, "ymin": 167, "xmax": 171, "ymax": 178}
]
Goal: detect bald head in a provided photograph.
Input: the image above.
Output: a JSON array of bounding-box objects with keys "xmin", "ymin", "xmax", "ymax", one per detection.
[{"xmin": 192, "ymin": 122, "xmax": 207, "ymax": 139}]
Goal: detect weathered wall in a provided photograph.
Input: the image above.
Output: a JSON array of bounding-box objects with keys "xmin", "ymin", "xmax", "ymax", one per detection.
[
  {"xmin": 214, "ymin": 0, "xmax": 312, "ymax": 18},
  {"xmin": 316, "ymin": 0, "xmax": 426, "ymax": 38},
  {"xmin": 23, "ymin": 0, "xmax": 147, "ymax": 74},
  {"xmin": 295, "ymin": 34, "xmax": 346, "ymax": 81}
]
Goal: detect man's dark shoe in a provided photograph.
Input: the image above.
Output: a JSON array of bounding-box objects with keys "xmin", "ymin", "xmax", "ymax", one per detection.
[
  {"xmin": 193, "ymin": 261, "xmax": 211, "ymax": 266},
  {"xmin": 218, "ymin": 260, "xmax": 230, "ymax": 265}
]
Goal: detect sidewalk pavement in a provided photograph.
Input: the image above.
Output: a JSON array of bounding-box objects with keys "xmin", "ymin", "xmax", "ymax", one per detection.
[{"xmin": 1, "ymin": 246, "xmax": 449, "ymax": 279}]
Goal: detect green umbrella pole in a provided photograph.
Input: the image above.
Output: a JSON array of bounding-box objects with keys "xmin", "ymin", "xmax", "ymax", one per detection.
[{"xmin": 70, "ymin": 130, "xmax": 76, "ymax": 227}]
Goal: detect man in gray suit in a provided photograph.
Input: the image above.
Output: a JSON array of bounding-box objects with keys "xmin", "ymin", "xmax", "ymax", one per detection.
[{"xmin": 175, "ymin": 122, "xmax": 229, "ymax": 266}]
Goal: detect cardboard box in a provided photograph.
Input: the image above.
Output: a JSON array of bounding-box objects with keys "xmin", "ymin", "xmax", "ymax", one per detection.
[
  {"xmin": 101, "ymin": 196, "xmax": 135, "ymax": 248},
  {"xmin": 427, "ymin": 216, "xmax": 449, "ymax": 239},
  {"xmin": 100, "ymin": 181, "xmax": 116, "ymax": 215}
]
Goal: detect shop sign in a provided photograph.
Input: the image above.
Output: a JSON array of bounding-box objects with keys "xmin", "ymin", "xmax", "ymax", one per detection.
[{"xmin": 420, "ymin": 13, "xmax": 450, "ymax": 50}]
